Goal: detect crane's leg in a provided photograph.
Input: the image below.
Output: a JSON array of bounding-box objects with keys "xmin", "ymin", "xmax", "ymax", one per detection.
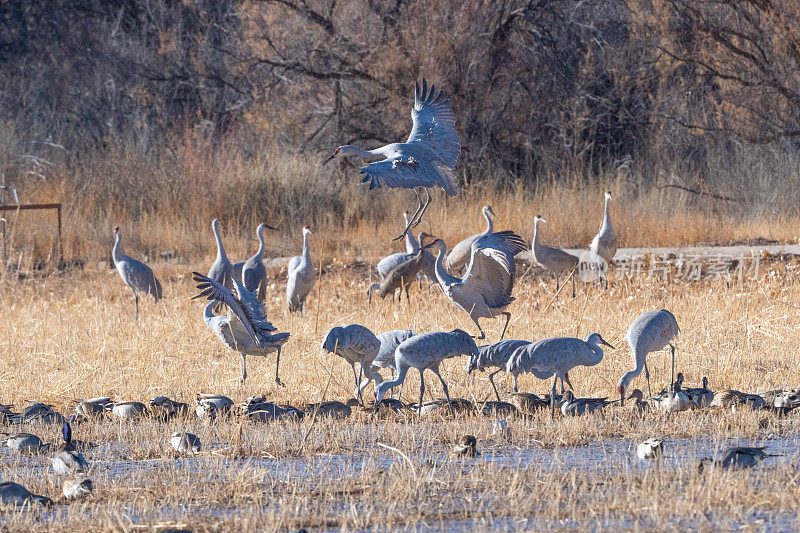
[
  {"xmin": 488, "ymin": 369, "xmax": 502, "ymax": 402},
  {"xmin": 133, "ymin": 290, "xmax": 139, "ymax": 321},
  {"xmin": 471, "ymin": 315, "xmax": 486, "ymax": 340},
  {"xmin": 550, "ymin": 375, "xmax": 558, "ymax": 418},
  {"xmin": 350, "ymin": 363, "xmax": 362, "ymax": 406},
  {"xmin": 499, "ymin": 312, "xmax": 511, "ymax": 340},
  {"xmin": 554, "ymin": 275, "xmax": 560, "ymax": 299},
  {"xmin": 513, "ymin": 374, "xmax": 519, "ymax": 393},
  {"xmin": 410, "ymin": 188, "xmax": 431, "ymax": 228},
  {"xmin": 240, "ymin": 354, "xmax": 248, "ymax": 384},
  {"xmin": 393, "ymin": 188, "xmax": 424, "ymax": 242},
  {"xmin": 274, "ymin": 347, "xmax": 285, "ymax": 387},
  {"xmin": 669, "ymin": 343, "xmax": 676, "ymax": 390},
  {"xmin": 644, "ymin": 361, "xmax": 652, "ymax": 400},
  {"xmin": 417, "ymin": 370, "xmax": 426, "ymax": 416},
  {"xmin": 571, "ymin": 272, "xmax": 576, "ymax": 299},
  {"xmin": 434, "ymin": 368, "xmax": 454, "ymax": 416},
  {"xmin": 563, "ymin": 372, "xmax": 574, "ymax": 392}
]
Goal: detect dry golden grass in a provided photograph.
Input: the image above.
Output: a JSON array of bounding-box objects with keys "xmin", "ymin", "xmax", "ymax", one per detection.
[{"xmin": 1, "ymin": 242, "xmax": 800, "ymax": 530}]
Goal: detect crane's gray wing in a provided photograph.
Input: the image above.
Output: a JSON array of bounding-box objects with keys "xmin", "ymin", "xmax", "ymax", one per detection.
[
  {"xmin": 406, "ymin": 79, "xmax": 460, "ymax": 169},
  {"xmin": 191, "ymin": 272, "xmax": 259, "ymax": 343},
  {"xmin": 461, "ymin": 232, "xmax": 526, "ymax": 308},
  {"xmin": 359, "ymin": 156, "xmax": 458, "ymax": 196},
  {"xmin": 232, "ymin": 276, "xmax": 276, "ymax": 333},
  {"xmin": 287, "ymin": 256, "xmax": 301, "ymax": 275}
]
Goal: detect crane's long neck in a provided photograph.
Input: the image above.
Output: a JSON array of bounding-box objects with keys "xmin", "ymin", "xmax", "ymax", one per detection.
[
  {"xmin": 483, "ymin": 211, "xmax": 493, "ymax": 236},
  {"xmin": 213, "ymin": 225, "xmax": 228, "ymax": 261},
  {"xmin": 532, "ymin": 220, "xmax": 542, "ymax": 254},
  {"xmin": 112, "ymin": 234, "xmax": 123, "ymax": 264},
  {"xmin": 601, "ymin": 197, "xmax": 612, "ymax": 232},
  {"xmin": 376, "ymin": 364, "xmax": 409, "ymax": 403},
  {"xmin": 347, "ymin": 146, "xmax": 384, "ymax": 163},
  {"xmin": 618, "ymin": 346, "xmax": 646, "ymax": 390},
  {"xmin": 301, "ymin": 232, "xmax": 311, "ymax": 263},
  {"xmin": 256, "ymin": 229, "xmax": 265, "ymax": 257},
  {"xmin": 432, "ymin": 243, "xmax": 459, "ymax": 287},
  {"xmin": 586, "ymin": 341, "xmax": 605, "ymax": 366}
]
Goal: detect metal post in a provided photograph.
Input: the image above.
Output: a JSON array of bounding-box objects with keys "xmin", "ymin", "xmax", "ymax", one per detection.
[{"xmin": 1, "ymin": 173, "xmax": 6, "ymax": 266}]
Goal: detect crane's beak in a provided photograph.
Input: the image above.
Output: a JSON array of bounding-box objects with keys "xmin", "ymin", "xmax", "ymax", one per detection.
[
  {"xmin": 265, "ymin": 224, "xmax": 279, "ymax": 231},
  {"xmin": 321, "ymin": 152, "xmax": 336, "ymax": 166},
  {"xmin": 599, "ymin": 337, "xmax": 615, "ymax": 349}
]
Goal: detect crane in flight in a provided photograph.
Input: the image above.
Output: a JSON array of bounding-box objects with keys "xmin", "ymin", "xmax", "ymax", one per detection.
[{"xmin": 322, "ymin": 79, "xmax": 461, "ymax": 241}]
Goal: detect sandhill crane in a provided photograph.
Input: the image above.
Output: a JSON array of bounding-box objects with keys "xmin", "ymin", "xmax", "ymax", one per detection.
[
  {"xmin": 617, "ymin": 309, "xmax": 680, "ymax": 405},
  {"xmin": 241, "ymin": 223, "xmax": 278, "ymax": 302},
  {"xmin": 358, "ymin": 329, "xmax": 415, "ymax": 396},
  {"xmin": 62, "ymin": 474, "xmax": 92, "ymax": 500},
  {"xmin": 375, "ymin": 242, "xmax": 430, "ymax": 302},
  {"xmin": 698, "ymin": 446, "xmax": 774, "ymax": 472},
  {"xmin": 637, "ymin": 438, "xmax": 664, "ymax": 461},
  {"xmin": 446, "ymin": 205, "xmax": 496, "ymax": 272},
  {"xmin": 0, "ymin": 482, "xmax": 52, "ymax": 506},
  {"xmin": 506, "ymin": 333, "xmax": 615, "ymax": 417},
  {"xmin": 369, "ymin": 231, "xmax": 435, "ymax": 301},
  {"xmin": 287, "ymin": 226, "xmax": 316, "ymax": 315},
  {"xmin": 52, "ymin": 422, "xmax": 88, "ymax": 475},
  {"xmin": 468, "ymin": 339, "xmax": 530, "ymax": 401},
  {"xmin": 374, "ymin": 329, "xmax": 479, "ymax": 414},
  {"xmin": 192, "ymin": 272, "xmax": 290, "ymax": 385},
  {"xmin": 321, "ymin": 324, "xmax": 383, "ymax": 406},
  {"xmin": 207, "ymin": 218, "xmax": 232, "ymax": 288},
  {"xmin": 322, "ymin": 79, "xmax": 461, "ymax": 240},
  {"xmin": 425, "ymin": 231, "xmax": 528, "ymax": 340},
  {"xmin": 403, "ymin": 211, "xmax": 418, "ymax": 254},
  {"xmin": 589, "ymin": 191, "xmax": 617, "ymax": 288},
  {"xmin": 532, "ymin": 215, "xmax": 578, "ymax": 298},
  {"xmin": 112, "ymin": 226, "xmax": 162, "ymax": 320},
  {"xmin": 561, "ymin": 391, "xmax": 609, "ymax": 416}
]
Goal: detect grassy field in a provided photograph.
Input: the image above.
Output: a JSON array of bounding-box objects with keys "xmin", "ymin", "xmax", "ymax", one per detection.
[{"xmin": 1, "ymin": 235, "xmax": 800, "ymax": 530}]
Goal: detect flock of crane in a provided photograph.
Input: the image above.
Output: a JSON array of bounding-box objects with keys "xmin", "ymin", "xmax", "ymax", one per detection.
[{"xmin": 1, "ymin": 79, "xmax": 795, "ymax": 508}]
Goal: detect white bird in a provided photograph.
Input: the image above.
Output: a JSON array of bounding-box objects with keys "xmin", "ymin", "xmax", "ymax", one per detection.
[
  {"xmin": 192, "ymin": 272, "xmax": 290, "ymax": 384},
  {"xmin": 617, "ymin": 309, "xmax": 680, "ymax": 405},
  {"xmin": 207, "ymin": 218, "xmax": 233, "ymax": 288},
  {"xmin": 286, "ymin": 226, "xmax": 316, "ymax": 315},
  {"xmin": 506, "ymin": 333, "xmax": 615, "ymax": 417},
  {"xmin": 653, "ymin": 376, "xmax": 693, "ymax": 413},
  {"xmin": 0, "ymin": 482, "xmax": 52, "ymax": 507},
  {"xmin": 532, "ymin": 215, "xmax": 578, "ymax": 299},
  {"xmin": 446, "ymin": 205, "xmax": 496, "ymax": 272},
  {"xmin": 112, "ymin": 226, "xmax": 163, "ymax": 320},
  {"xmin": 169, "ymin": 432, "xmax": 201, "ymax": 454},
  {"xmin": 322, "ymin": 79, "xmax": 461, "ymax": 240},
  {"xmin": 52, "ymin": 422, "xmax": 88, "ymax": 475},
  {"xmin": 637, "ymin": 438, "xmax": 664, "ymax": 461},
  {"xmin": 560, "ymin": 391, "xmax": 609, "ymax": 416},
  {"xmin": 195, "ymin": 393, "xmax": 234, "ymax": 420},
  {"xmin": 589, "ymin": 191, "xmax": 617, "ymax": 288},
  {"xmin": 107, "ymin": 401, "xmax": 147, "ymax": 420},
  {"xmin": 358, "ymin": 329, "xmax": 416, "ymax": 396},
  {"xmin": 240, "ymin": 223, "xmax": 277, "ymax": 302},
  {"xmin": 320, "ymin": 324, "xmax": 383, "ymax": 406},
  {"xmin": 374, "ymin": 329, "xmax": 480, "ymax": 414},
  {"xmin": 425, "ymin": 231, "xmax": 528, "ymax": 340},
  {"xmin": 62, "ymin": 474, "xmax": 93, "ymax": 500}
]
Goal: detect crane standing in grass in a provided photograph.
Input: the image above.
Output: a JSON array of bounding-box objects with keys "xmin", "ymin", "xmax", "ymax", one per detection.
[
  {"xmin": 589, "ymin": 191, "xmax": 617, "ymax": 288},
  {"xmin": 286, "ymin": 226, "xmax": 315, "ymax": 315},
  {"xmin": 425, "ymin": 231, "xmax": 527, "ymax": 340},
  {"xmin": 507, "ymin": 333, "xmax": 615, "ymax": 417},
  {"xmin": 191, "ymin": 272, "xmax": 290, "ymax": 385},
  {"xmin": 322, "ymin": 79, "xmax": 461, "ymax": 241},
  {"xmin": 112, "ymin": 226, "xmax": 162, "ymax": 321},
  {"xmin": 239, "ymin": 223, "xmax": 277, "ymax": 302},
  {"xmin": 320, "ymin": 324, "xmax": 383, "ymax": 406},
  {"xmin": 532, "ymin": 215, "xmax": 579, "ymax": 298},
  {"xmin": 617, "ymin": 309, "xmax": 680, "ymax": 405},
  {"xmin": 446, "ymin": 205, "xmax": 497, "ymax": 272},
  {"xmin": 374, "ymin": 329, "xmax": 479, "ymax": 414}
]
